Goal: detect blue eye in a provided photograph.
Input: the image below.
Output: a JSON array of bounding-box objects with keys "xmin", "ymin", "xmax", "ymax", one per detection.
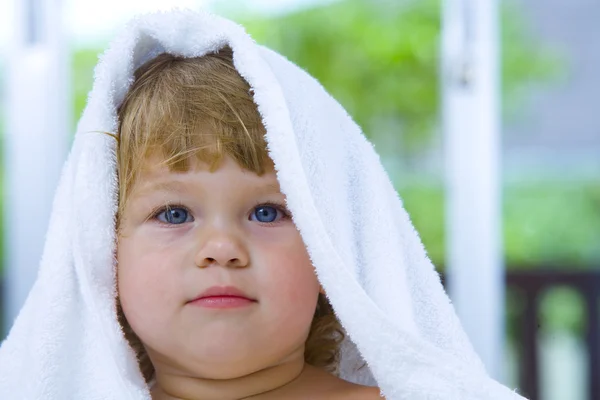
[
  {"xmin": 252, "ymin": 205, "xmax": 281, "ymax": 223},
  {"xmin": 157, "ymin": 207, "xmax": 191, "ymax": 225}
]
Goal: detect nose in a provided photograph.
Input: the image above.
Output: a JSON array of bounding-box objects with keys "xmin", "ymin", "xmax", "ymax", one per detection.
[{"xmin": 194, "ymin": 230, "xmax": 249, "ymax": 269}]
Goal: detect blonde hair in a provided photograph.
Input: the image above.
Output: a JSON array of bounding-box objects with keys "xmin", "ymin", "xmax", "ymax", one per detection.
[{"xmin": 115, "ymin": 47, "xmax": 344, "ymax": 382}]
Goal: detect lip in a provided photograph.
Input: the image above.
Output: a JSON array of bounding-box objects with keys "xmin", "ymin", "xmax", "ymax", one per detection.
[{"xmin": 188, "ymin": 286, "xmax": 257, "ymax": 309}]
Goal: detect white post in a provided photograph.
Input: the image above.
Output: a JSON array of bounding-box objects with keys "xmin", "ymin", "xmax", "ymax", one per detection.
[
  {"xmin": 3, "ymin": 0, "xmax": 69, "ymax": 334},
  {"xmin": 441, "ymin": 0, "xmax": 504, "ymax": 380}
]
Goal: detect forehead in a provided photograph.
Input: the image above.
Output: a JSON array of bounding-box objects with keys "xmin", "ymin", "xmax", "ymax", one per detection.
[{"xmin": 131, "ymin": 154, "xmax": 281, "ymax": 197}]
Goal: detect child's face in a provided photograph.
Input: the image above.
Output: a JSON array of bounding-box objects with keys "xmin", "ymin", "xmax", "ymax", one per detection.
[{"xmin": 117, "ymin": 154, "xmax": 320, "ymax": 378}]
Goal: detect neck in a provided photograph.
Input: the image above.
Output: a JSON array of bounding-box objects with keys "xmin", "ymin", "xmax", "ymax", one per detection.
[{"xmin": 150, "ymin": 352, "xmax": 306, "ymax": 400}]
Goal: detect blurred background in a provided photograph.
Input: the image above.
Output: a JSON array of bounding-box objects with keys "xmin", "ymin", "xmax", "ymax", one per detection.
[{"xmin": 0, "ymin": 1, "xmax": 598, "ymax": 399}]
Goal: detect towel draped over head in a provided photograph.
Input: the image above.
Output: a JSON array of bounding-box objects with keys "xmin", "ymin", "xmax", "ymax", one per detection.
[{"xmin": 0, "ymin": 10, "xmax": 524, "ymax": 400}]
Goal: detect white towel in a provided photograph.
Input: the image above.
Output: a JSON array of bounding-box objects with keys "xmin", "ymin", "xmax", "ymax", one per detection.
[{"xmin": 0, "ymin": 10, "xmax": 525, "ymax": 399}]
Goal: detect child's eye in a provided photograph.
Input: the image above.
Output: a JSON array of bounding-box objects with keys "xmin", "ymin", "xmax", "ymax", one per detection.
[
  {"xmin": 250, "ymin": 204, "xmax": 288, "ymax": 224},
  {"xmin": 154, "ymin": 206, "xmax": 193, "ymax": 225}
]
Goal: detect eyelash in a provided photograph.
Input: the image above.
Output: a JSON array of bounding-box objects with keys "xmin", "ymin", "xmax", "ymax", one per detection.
[
  {"xmin": 148, "ymin": 203, "xmax": 192, "ymax": 225},
  {"xmin": 250, "ymin": 200, "xmax": 291, "ymax": 225},
  {"xmin": 148, "ymin": 201, "xmax": 291, "ymax": 225}
]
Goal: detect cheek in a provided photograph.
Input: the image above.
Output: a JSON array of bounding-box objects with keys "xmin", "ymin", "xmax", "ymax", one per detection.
[
  {"xmin": 116, "ymin": 233, "xmax": 182, "ymax": 340},
  {"xmin": 252, "ymin": 228, "xmax": 320, "ymax": 329}
]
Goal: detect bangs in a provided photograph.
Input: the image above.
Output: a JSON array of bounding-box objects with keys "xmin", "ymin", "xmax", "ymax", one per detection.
[{"xmin": 116, "ymin": 48, "xmax": 270, "ymax": 215}]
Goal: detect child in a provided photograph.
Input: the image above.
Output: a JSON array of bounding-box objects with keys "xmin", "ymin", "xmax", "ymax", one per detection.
[
  {"xmin": 116, "ymin": 47, "xmax": 379, "ymax": 399},
  {"xmin": 0, "ymin": 10, "xmax": 524, "ymax": 400}
]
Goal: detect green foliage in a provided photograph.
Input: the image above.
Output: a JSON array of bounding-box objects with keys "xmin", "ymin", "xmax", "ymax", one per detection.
[
  {"xmin": 233, "ymin": 0, "xmax": 561, "ymax": 153},
  {"xmin": 506, "ymin": 286, "xmax": 587, "ymax": 339},
  {"xmin": 399, "ymin": 182, "xmax": 600, "ymax": 269},
  {"xmin": 503, "ymin": 182, "xmax": 600, "ymax": 268},
  {"xmin": 500, "ymin": 0, "xmax": 565, "ymax": 115},
  {"xmin": 539, "ymin": 287, "xmax": 586, "ymax": 334},
  {"xmin": 72, "ymin": 47, "xmax": 104, "ymax": 131}
]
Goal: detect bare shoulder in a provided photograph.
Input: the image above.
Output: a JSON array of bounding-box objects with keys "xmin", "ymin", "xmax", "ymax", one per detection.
[
  {"xmin": 316, "ymin": 367, "xmax": 383, "ymax": 399},
  {"xmin": 285, "ymin": 365, "xmax": 383, "ymax": 399},
  {"xmin": 335, "ymin": 383, "xmax": 383, "ymax": 399}
]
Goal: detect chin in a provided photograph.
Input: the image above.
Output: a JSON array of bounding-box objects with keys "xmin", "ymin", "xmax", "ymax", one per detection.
[{"xmin": 183, "ymin": 338, "xmax": 292, "ymax": 377}]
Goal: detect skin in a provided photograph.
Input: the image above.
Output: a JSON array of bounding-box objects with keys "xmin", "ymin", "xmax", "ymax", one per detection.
[{"xmin": 117, "ymin": 154, "xmax": 382, "ymax": 399}]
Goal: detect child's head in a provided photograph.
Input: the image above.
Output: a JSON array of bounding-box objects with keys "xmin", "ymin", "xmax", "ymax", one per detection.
[{"xmin": 115, "ymin": 47, "xmax": 343, "ymax": 383}]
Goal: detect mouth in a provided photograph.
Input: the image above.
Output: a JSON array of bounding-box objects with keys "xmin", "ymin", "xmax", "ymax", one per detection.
[{"xmin": 188, "ymin": 286, "xmax": 257, "ymax": 309}]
